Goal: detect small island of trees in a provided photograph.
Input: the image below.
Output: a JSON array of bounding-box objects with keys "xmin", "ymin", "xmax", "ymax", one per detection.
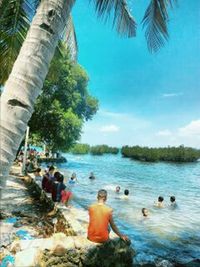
[
  {"xmin": 70, "ymin": 144, "xmax": 119, "ymax": 155},
  {"xmin": 121, "ymin": 145, "xmax": 200, "ymax": 163},
  {"xmin": 70, "ymin": 144, "xmax": 200, "ymax": 162}
]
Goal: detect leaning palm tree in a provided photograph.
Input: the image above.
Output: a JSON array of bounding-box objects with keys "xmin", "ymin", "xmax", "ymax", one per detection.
[{"xmin": 0, "ymin": 0, "xmax": 176, "ymax": 191}]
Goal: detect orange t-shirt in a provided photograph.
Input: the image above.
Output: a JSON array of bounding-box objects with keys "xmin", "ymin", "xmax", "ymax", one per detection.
[{"xmin": 87, "ymin": 203, "xmax": 112, "ymax": 243}]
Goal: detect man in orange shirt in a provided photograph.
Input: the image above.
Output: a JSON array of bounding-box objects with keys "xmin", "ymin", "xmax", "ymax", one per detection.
[{"xmin": 88, "ymin": 189, "xmax": 129, "ymax": 243}]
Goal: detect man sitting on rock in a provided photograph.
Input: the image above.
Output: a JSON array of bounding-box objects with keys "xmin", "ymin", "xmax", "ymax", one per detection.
[{"xmin": 87, "ymin": 189, "xmax": 129, "ymax": 243}]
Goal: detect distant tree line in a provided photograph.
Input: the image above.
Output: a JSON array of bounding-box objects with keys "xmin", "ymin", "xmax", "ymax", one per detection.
[
  {"xmin": 70, "ymin": 144, "xmax": 119, "ymax": 155},
  {"xmin": 121, "ymin": 145, "xmax": 200, "ymax": 163}
]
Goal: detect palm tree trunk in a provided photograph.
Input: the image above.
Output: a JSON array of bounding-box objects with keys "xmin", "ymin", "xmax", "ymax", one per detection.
[{"xmin": 0, "ymin": 0, "xmax": 75, "ymax": 191}]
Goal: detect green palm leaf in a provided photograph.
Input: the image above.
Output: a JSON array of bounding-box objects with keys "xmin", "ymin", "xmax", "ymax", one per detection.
[
  {"xmin": 92, "ymin": 0, "xmax": 136, "ymax": 37},
  {"xmin": 0, "ymin": 0, "xmax": 31, "ymax": 85},
  {"xmin": 62, "ymin": 15, "xmax": 78, "ymax": 61},
  {"xmin": 142, "ymin": 0, "xmax": 177, "ymax": 53}
]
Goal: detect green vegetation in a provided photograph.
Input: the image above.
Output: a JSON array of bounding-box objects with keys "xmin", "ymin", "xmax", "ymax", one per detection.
[
  {"xmin": 69, "ymin": 144, "xmax": 119, "ymax": 155},
  {"xmin": 70, "ymin": 144, "xmax": 90, "ymax": 154},
  {"xmin": 121, "ymin": 145, "xmax": 200, "ymax": 163},
  {"xmin": 90, "ymin": 145, "xmax": 119, "ymax": 155},
  {"xmin": 29, "ymin": 49, "xmax": 98, "ymax": 152}
]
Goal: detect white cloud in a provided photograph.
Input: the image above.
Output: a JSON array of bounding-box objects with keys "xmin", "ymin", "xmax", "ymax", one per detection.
[
  {"xmin": 178, "ymin": 120, "xmax": 200, "ymax": 136},
  {"xmin": 98, "ymin": 109, "xmax": 151, "ymax": 129},
  {"xmin": 100, "ymin": 124, "xmax": 119, "ymax": 133},
  {"xmin": 162, "ymin": 92, "xmax": 183, "ymax": 98},
  {"xmin": 156, "ymin": 129, "xmax": 172, "ymax": 136}
]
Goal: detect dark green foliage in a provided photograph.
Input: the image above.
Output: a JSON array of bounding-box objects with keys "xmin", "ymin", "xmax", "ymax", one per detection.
[
  {"xmin": 70, "ymin": 143, "xmax": 90, "ymax": 154},
  {"xmin": 69, "ymin": 144, "xmax": 119, "ymax": 155},
  {"xmin": 29, "ymin": 49, "xmax": 98, "ymax": 152},
  {"xmin": 121, "ymin": 145, "xmax": 200, "ymax": 163},
  {"xmin": 90, "ymin": 145, "xmax": 119, "ymax": 155}
]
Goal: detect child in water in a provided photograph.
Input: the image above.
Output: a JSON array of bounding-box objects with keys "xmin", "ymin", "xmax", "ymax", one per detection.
[
  {"xmin": 120, "ymin": 189, "xmax": 129, "ymax": 199},
  {"xmin": 115, "ymin": 186, "xmax": 120, "ymax": 193},
  {"xmin": 89, "ymin": 172, "xmax": 95, "ymax": 180},
  {"xmin": 142, "ymin": 208, "xmax": 149, "ymax": 218},
  {"xmin": 69, "ymin": 172, "xmax": 78, "ymax": 185},
  {"xmin": 169, "ymin": 196, "xmax": 177, "ymax": 208},
  {"xmin": 154, "ymin": 196, "xmax": 164, "ymax": 208}
]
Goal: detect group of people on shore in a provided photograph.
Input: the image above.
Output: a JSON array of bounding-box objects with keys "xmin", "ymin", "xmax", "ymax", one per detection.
[{"xmin": 34, "ymin": 166, "xmax": 73, "ymax": 206}]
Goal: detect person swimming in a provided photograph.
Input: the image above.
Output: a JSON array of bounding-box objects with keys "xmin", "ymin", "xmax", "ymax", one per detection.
[
  {"xmin": 169, "ymin": 196, "xmax": 177, "ymax": 208},
  {"xmin": 115, "ymin": 186, "xmax": 120, "ymax": 193},
  {"xmin": 120, "ymin": 189, "xmax": 129, "ymax": 200},
  {"xmin": 89, "ymin": 172, "xmax": 95, "ymax": 180},
  {"xmin": 154, "ymin": 196, "xmax": 164, "ymax": 208},
  {"xmin": 68, "ymin": 172, "xmax": 77, "ymax": 185},
  {"xmin": 142, "ymin": 208, "xmax": 149, "ymax": 218}
]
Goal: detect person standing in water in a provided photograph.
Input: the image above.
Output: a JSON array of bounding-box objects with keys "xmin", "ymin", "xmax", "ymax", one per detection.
[
  {"xmin": 169, "ymin": 196, "xmax": 177, "ymax": 208},
  {"xmin": 88, "ymin": 189, "xmax": 129, "ymax": 243},
  {"xmin": 120, "ymin": 189, "xmax": 129, "ymax": 200},
  {"xmin": 68, "ymin": 172, "xmax": 78, "ymax": 185},
  {"xmin": 154, "ymin": 196, "xmax": 165, "ymax": 208}
]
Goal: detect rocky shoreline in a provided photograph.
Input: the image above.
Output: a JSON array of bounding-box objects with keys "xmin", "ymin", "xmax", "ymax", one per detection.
[{"xmin": 0, "ymin": 166, "xmax": 134, "ymax": 267}]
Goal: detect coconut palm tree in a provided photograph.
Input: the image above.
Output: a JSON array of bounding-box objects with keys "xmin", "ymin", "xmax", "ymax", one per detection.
[{"xmin": 0, "ymin": 0, "xmax": 176, "ymax": 192}]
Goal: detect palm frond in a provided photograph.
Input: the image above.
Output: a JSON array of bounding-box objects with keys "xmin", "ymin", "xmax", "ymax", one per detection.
[
  {"xmin": 92, "ymin": 0, "xmax": 136, "ymax": 37},
  {"xmin": 0, "ymin": 0, "xmax": 36, "ymax": 85},
  {"xmin": 62, "ymin": 15, "xmax": 78, "ymax": 61},
  {"xmin": 142, "ymin": 0, "xmax": 176, "ymax": 53}
]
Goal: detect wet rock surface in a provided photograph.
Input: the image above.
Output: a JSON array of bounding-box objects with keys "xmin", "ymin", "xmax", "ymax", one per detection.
[{"xmin": 39, "ymin": 237, "xmax": 134, "ymax": 267}]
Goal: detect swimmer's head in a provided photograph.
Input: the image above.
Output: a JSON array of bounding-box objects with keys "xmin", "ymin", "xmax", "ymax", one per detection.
[
  {"xmin": 116, "ymin": 186, "xmax": 120, "ymax": 193},
  {"xmin": 124, "ymin": 189, "xmax": 129, "ymax": 196},
  {"xmin": 71, "ymin": 172, "xmax": 76, "ymax": 179},
  {"xmin": 158, "ymin": 196, "xmax": 164, "ymax": 202},
  {"xmin": 170, "ymin": 196, "xmax": 176, "ymax": 203},
  {"xmin": 142, "ymin": 208, "xmax": 149, "ymax": 217}
]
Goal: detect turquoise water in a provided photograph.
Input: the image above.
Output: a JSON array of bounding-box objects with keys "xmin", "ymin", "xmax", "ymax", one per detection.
[{"xmin": 57, "ymin": 153, "xmax": 200, "ymax": 266}]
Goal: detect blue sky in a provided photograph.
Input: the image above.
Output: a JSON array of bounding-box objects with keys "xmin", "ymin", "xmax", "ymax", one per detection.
[{"xmin": 72, "ymin": 0, "xmax": 200, "ymax": 148}]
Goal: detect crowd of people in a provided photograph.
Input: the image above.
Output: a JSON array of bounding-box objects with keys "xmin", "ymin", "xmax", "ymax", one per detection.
[
  {"xmin": 38, "ymin": 165, "xmax": 73, "ymax": 206},
  {"xmin": 16, "ymin": 147, "xmax": 41, "ymax": 173},
  {"xmin": 35, "ymin": 166, "xmax": 178, "ymax": 244},
  {"xmin": 16, "ymin": 148, "xmax": 178, "ymax": 245},
  {"xmin": 32, "ymin": 165, "xmax": 129, "ymax": 243}
]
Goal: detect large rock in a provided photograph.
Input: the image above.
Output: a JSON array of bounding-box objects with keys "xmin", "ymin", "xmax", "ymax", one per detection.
[
  {"xmin": 15, "ymin": 248, "xmax": 41, "ymax": 267},
  {"xmin": 39, "ymin": 236, "xmax": 134, "ymax": 267}
]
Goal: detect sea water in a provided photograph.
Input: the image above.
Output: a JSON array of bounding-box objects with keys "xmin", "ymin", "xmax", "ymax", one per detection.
[{"xmin": 56, "ymin": 153, "xmax": 200, "ymax": 266}]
